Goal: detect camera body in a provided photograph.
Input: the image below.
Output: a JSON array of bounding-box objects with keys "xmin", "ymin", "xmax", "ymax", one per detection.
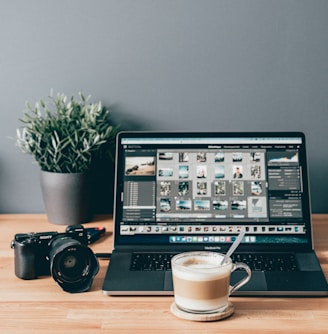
[
  {"xmin": 12, "ymin": 225, "xmax": 88, "ymax": 279},
  {"xmin": 12, "ymin": 225, "xmax": 99, "ymax": 293}
]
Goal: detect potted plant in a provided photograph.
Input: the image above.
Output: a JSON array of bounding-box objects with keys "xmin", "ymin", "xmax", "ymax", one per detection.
[{"xmin": 16, "ymin": 91, "xmax": 118, "ymax": 225}]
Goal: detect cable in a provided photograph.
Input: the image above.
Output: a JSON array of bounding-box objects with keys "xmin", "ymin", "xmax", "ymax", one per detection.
[{"xmin": 95, "ymin": 253, "xmax": 112, "ymax": 259}]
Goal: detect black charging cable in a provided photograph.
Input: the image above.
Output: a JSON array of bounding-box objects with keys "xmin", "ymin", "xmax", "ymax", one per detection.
[{"xmin": 95, "ymin": 253, "xmax": 112, "ymax": 259}]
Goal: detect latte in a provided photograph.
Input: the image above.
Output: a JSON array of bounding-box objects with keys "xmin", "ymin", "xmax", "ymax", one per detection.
[{"xmin": 172, "ymin": 252, "xmax": 232, "ymax": 312}]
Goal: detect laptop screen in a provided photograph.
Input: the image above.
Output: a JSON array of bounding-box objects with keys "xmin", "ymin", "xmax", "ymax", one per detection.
[{"xmin": 114, "ymin": 132, "xmax": 312, "ymax": 250}]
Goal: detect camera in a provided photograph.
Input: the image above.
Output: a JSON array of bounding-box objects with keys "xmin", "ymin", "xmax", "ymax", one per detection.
[{"xmin": 11, "ymin": 225, "xmax": 99, "ymax": 293}]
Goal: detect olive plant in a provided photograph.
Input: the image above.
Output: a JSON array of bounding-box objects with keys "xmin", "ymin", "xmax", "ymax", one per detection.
[{"xmin": 16, "ymin": 91, "xmax": 117, "ymax": 173}]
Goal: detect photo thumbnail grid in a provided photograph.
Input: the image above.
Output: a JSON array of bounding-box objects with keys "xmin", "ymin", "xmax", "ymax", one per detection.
[{"xmin": 156, "ymin": 149, "xmax": 268, "ymax": 220}]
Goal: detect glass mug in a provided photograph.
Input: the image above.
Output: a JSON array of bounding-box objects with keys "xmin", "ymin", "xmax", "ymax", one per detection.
[{"xmin": 171, "ymin": 251, "xmax": 252, "ymax": 313}]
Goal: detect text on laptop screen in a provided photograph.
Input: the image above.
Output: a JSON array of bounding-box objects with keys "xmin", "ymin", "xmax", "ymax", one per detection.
[{"xmin": 115, "ymin": 133, "xmax": 310, "ymax": 246}]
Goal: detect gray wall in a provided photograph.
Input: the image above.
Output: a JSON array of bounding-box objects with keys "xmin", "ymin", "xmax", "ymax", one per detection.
[{"xmin": 1, "ymin": 0, "xmax": 328, "ymax": 214}]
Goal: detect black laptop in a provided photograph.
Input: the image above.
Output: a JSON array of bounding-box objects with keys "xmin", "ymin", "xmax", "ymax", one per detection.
[{"xmin": 102, "ymin": 131, "xmax": 328, "ymax": 296}]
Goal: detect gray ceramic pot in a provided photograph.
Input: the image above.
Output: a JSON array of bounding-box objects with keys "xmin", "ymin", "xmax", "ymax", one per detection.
[{"xmin": 40, "ymin": 170, "xmax": 92, "ymax": 225}]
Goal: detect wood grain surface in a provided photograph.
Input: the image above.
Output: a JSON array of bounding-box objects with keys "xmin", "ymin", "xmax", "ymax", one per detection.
[{"xmin": 1, "ymin": 214, "xmax": 327, "ymax": 333}]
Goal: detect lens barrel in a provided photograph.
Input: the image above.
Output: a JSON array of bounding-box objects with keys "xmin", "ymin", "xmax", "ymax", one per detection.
[{"xmin": 49, "ymin": 237, "xmax": 99, "ymax": 293}]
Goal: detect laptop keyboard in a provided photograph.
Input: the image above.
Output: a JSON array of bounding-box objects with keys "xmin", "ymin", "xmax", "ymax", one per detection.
[
  {"xmin": 231, "ymin": 253, "xmax": 298, "ymax": 271},
  {"xmin": 130, "ymin": 252, "xmax": 299, "ymax": 272},
  {"xmin": 130, "ymin": 253, "xmax": 177, "ymax": 271}
]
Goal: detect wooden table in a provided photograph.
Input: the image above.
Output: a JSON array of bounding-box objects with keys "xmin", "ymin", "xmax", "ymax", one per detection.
[{"xmin": 1, "ymin": 214, "xmax": 328, "ymax": 333}]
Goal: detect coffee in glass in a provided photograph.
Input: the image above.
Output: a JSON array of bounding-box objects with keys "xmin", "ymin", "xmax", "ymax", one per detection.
[{"xmin": 171, "ymin": 251, "xmax": 251, "ymax": 313}]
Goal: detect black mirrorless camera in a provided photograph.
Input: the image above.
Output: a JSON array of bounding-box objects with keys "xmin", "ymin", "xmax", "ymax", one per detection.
[{"xmin": 11, "ymin": 225, "xmax": 100, "ymax": 293}]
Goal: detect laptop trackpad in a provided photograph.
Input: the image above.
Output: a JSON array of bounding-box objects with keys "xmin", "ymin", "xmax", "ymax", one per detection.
[
  {"xmin": 231, "ymin": 271, "xmax": 267, "ymax": 292},
  {"xmin": 164, "ymin": 271, "xmax": 174, "ymax": 291}
]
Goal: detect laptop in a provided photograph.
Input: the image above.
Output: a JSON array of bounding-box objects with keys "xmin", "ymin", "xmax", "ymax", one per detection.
[{"xmin": 102, "ymin": 131, "xmax": 328, "ymax": 296}]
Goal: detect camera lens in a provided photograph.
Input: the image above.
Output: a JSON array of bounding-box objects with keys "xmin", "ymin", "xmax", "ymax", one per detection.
[
  {"xmin": 49, "ymin": 237, "xmax": 99, "ymax": 293},
  {"xmin": 57, "ymin": 252, "xmax": 85, "ymax": 280}
]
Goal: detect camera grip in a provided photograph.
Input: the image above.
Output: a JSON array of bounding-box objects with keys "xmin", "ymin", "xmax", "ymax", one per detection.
[{"xmin": 14, "ymin": 241, "xmax": 37, "ymax": 279}]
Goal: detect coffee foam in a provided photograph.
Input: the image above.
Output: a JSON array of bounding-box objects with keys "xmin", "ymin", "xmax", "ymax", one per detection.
[{"xmin": 173, "ymin": 254, "xmax": 231, "ymax": 281}]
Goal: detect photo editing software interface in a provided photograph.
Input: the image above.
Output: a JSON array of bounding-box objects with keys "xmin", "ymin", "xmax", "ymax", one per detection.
[{"xmin": 119, "ymin": 135, "xmax": 308, "ymax": 245}]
